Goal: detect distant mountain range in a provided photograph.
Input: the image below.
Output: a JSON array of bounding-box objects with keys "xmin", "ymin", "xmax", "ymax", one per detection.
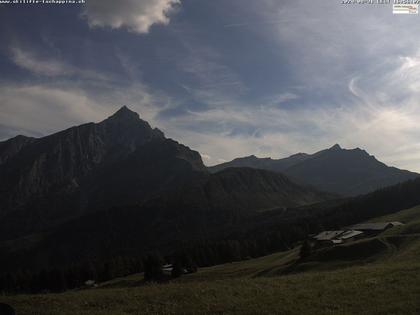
[
  {"xmin": 2, "ymin": 106, "xmax": 420, "ymax": 274},
  {"xmin": 209, "ymin": 144, "xmax": 419, "ymax": 196},
  {"xmin": 0, "ymin": 107, "xmax": 330, "ymax": 242}
]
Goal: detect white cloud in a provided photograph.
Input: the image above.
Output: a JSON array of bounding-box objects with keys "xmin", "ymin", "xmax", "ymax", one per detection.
[
  {"xmin": 0, "ymin": 85, "xmax": 107, "ymax": 137},
  {"xmin": 81, "ymin": 0, "xmax": 180, "ymax": 34},
  {"xmin": 10, "ymin": 47, "xmax": 107, "ymax": 80},
  {"xmin": 11, "ymin": 47, "xmax": 74, "ymax": 77}
]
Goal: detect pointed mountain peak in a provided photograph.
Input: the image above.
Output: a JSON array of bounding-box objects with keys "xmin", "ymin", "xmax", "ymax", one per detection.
[
  {"xmin": 100, "ymin": 106, "xmax": 165, "ymax": 142},
  {"xmin": 330, "ymin": 144, "xmax": 342, "ymax": 150},
  {"xmin": 107, "ymin": 106, "xmax": 140, "ymax": 121}
]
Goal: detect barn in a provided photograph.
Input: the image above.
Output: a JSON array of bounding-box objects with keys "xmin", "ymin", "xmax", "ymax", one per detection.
[{"xmin": 349, "ymin": 222, "xmax": 403, "ymax": 236}]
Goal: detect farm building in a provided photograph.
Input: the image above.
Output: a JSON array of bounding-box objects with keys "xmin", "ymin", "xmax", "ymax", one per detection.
[
  {"xmin": 339, "ymin": 230, "xmax": 364, "ymax": 242},
  {"xmin": 162, "ymin": 264, "xmax": 173, "ymax": 276},
  {"xmin": 349, "ymin": 222, "xmax": 403, "ymax": 236},
  {"xmin": 313, "ymin": 231, "xmax": 344, "ymax": 242},
  {"xmin": 312, "ymin": 221, "xmax": 404, "ymax": 247},
  {"xmin": 312, "ymin": 230, "xmax": 364, "ymax": 247},
  {"xmin": 313, "ymin": 230, "xmax": 365, "ymax": 247},
  {"xmin": 313, "ymin": 231, "xmax": 345, "ymax": 247}
]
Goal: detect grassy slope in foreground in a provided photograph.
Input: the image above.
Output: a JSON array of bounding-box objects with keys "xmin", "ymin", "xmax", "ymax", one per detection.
[{"xmin": 3, "ymin": 205, "xmax": 420, "ymax": 315}]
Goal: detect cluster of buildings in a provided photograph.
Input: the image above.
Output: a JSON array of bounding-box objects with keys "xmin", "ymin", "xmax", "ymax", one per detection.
[{"xmin": 312, "ymin": 222, "xmax": 403, "ymax": 247}]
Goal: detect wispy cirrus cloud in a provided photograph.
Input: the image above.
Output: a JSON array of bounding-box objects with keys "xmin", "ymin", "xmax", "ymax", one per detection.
[
  {"xmin": 160, "ymin": 44, "xmax": 420, "ymax": 172},
  {"xmin": 11, "ymin": 47, "xmax": 74, "ymax": 77},
  {"xmin": 10, "ymin": 46, "xmax": 108, "ymax": 80},
  {"xmin": 168, "ymin": 0, "xmax": 420, "ymax": 170},
  {"xmin": 176, "ymin": 42, "xmax": 247, "ymax": 107}
]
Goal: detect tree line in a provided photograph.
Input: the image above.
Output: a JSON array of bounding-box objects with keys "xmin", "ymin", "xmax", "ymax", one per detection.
[
  {"xmin": 2, "ymin": 178, "xmax": 420, "ymax": 294},
  {"xmin": 0, "ymin": 231, "xmax": 305, "ymax": 294}
]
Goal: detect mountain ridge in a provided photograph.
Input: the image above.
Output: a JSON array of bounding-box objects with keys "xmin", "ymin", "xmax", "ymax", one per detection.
[
  {"xmin": 0, "ymin": 107, "xmax": 331, "ymax": 242},
  {"xmin": 209, "ymin": 144, "xmax": 419, "ymax": 196},
  {"xmin": 0, "ymin": 107, "xmax": 205, "ymax": 239}
]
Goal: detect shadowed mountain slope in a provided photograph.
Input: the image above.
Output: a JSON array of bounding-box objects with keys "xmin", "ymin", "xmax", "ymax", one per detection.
[
  {"xmin": 0, "ymin": 107, "xmax": 205, "ymax": 239},
  {"xmin": 0, "ymin": 135, "xmax": 36, "ymax": 165},
  {"xmin": 0, "ymin": 107, "xmax": 331, "ymax": 242},
  {"xmin": 209, "ymin": 144, "xmax": 418, "ymax": 196}
]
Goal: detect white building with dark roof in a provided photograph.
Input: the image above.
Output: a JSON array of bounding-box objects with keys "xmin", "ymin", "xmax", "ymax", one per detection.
[
  {"xmin": 312, "ymin": 221, "xmax": 404, "ymax": 247},
  {"xmin": 313, "ymin": 231, "xmax": 344, "ymax": 242},
  {"xmin": 349, "ymin": 222, "xmax": 404, "ymax": 235}
]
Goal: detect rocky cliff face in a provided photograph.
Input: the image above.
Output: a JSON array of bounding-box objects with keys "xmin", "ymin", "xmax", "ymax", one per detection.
[{"xmin": 0, "ymin": 106, "xmax": 206, "ymax": 239}]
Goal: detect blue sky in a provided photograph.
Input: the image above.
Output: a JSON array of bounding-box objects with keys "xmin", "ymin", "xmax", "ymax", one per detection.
[{"xmin": 1, "ymin": 0, "xmax": 420, "ymax": 171}]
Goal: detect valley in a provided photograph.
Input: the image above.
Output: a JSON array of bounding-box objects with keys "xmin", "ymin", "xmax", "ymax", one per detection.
[
  {"xmin": 4, "ymin": 205, "xmax": 420, "ymax": 315},
  {"xmin": 1, "ymin": 108, "xmax": 420, "ymax": 315}
]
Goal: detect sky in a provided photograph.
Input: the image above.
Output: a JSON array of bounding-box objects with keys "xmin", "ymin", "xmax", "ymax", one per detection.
[{"xmin": 1, "ymin": 0, "xmax": 420, "ymax": 171}]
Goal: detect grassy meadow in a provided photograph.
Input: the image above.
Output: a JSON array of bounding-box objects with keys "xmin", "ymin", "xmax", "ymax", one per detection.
[{"xmin": 3, "ymin": 205, "xmax": 420, "ymax": 315}]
